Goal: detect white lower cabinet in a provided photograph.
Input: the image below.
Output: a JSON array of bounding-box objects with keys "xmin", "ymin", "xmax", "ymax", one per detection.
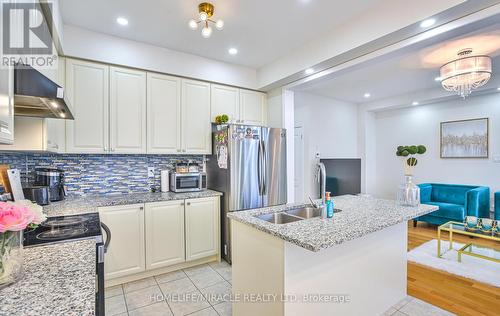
[
  {"xmin": 98, "ymin": 204, "xmax": 146, "ymax": 279},
  {"xmin": 185, "ymin": 197, "xmax": 220, "ymax": 261},
  {"xmin": 145, "ymin": 200, "xmax": 186, "ymax": 270},
  {"xmin": 100, "ymin": 197, "xmax": 219, "ymax": 281}
]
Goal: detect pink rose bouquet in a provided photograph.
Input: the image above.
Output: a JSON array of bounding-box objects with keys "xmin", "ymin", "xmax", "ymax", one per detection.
[{"xmin": 0, "ymin": 201, "xmax": 46, "ymax": 233}]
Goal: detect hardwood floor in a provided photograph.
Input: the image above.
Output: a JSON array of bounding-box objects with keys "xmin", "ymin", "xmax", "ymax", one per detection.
[{"xmin": 407, "ymin": 221, "xmax": 500, "ymax": 316}]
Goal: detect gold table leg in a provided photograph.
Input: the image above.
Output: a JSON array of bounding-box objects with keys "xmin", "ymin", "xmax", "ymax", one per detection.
[{"xmin": 437, "ymin": 227, "xmax": 442, "ymax": 258}]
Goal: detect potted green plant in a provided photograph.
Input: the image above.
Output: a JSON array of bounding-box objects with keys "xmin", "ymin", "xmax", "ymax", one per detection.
[{"xmin": 395, "ymin": 145, "xmax": 427, "ymax": 206}]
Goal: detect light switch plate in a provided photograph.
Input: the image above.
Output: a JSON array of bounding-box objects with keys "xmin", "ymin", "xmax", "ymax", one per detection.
[{"xmin": 147, "ymin": 167, "xmax": 155, "ymax": 177}]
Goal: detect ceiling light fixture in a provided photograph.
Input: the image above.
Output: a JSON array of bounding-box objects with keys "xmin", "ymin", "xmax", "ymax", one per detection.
[
  {"xmin": 420, "ymin": 18, "xmax": 436, "ymax": 28},
  {"xmin": 497, "ymin": 87, "xmax": 500, "ymax": 91},
  {"xmin": 364, "ymin": 93, "xmax": 371, "ymax": 98},
  {"xmin": 412, "ymin": 101, "xmax": 419, "ymax": 106},
  {"xmin": 305, "ymin": 68, "xmax": 314, "ymax": 75},
  {"xmin": 116, "ymin": 17, "xmax": 128, "ymax": 26},
  {"xmin": 440, "ymin": 48, "xmax": 492, "ymax": 98},
  {"xmin": 228, "ymin": 48, "xmax": 238, "ymax": 55},
  {"xmin": 188, "ymin": 2, "xmax": 224, "ymax": 38}
]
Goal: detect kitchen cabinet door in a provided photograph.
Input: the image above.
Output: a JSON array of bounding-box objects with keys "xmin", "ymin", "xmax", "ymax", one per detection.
[
  {"xmin": 210, "ymin": 84, "xmax": 240, "ymax": 123},
  {"xmin": 147, "ymin": 73, "xmax": 181, "ymax": 154},
  {"xmin": 145, "ymin": 201, "xmax": 185, "ymax": 270},
  {"xmin": 185, "ymin": 197, "xmax": 220, "ymax": 261},
  {"xmin": 240, "ymin": 89, "xmax": 267, "ymax": 126},
  {"xmin": 65, "ymin": 59, "xmax": 109, "ymax": 153},
  {"xmin": 45, "ymin": 57, "xmax": 66, "ymax": 153},
  {"xmin": 181, "ymin": 79, "xmax": 211, "ymax": 154},
  {"xmin": 110, "ymin": 66, "xmax": 147, "ymax": 153},
  {"xmin": 98, "ymin": 204, "xmax": 146, "ymax": 279},
  {"xmin": 0, "ymin": 67, "xmax": 14, "ymax": 144}
]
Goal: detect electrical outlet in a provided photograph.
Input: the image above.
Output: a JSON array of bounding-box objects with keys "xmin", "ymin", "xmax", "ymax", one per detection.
[{"xmin": 147, "ymin": 167, "xmax": 155, "ymax": 178}]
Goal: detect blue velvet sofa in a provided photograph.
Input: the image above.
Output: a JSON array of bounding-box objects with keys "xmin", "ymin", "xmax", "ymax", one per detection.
[
  {"xmin": 495, "ymin": 192, "xmax": 500, "ymax": 220},
  {"xmin": 415, "ymin": 183, "xmax": 490, "ymax": 226}
]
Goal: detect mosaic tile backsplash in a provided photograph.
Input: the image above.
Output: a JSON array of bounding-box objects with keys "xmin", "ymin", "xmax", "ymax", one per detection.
[{"xmin": 0, "ymin": 153, "xmax": 203, "ymax": 196}]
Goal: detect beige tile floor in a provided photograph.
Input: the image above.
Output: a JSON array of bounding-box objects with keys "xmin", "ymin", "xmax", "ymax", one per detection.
[{"xmin": 105, "ymin": 260, "xmax": 454, "ymax": 316}]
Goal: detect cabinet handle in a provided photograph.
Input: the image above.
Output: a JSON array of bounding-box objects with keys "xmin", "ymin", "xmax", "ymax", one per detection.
[
  {"xmin": 182, "ymin": 149, "xmax": 187, "ymax": 153},
  {"xmin": 104, "ymin": 146, "xmax": 108, "ymax": 151},
  {"xmin": 186, "ymin": 202, "xmax": 191, "ymax": 206},
  {"xmin": 177, "ymin": 149, "xmax": 181, "ymax": 152},
  {"xmin": 139, "ymin": 206, "xmax": 144, "ymax": 210}
]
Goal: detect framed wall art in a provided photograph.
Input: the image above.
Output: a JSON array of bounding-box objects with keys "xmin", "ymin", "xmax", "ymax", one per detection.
[{"xmin": 440, "ymin": 118, "xmax": 488, "ymax": 158}]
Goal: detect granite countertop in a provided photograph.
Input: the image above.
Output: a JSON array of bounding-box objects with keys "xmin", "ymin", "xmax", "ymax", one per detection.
[
  {"xmin": 0, "ymin": 240, "xmax": 96, "ymax": 316},
  {"xmin": 43, "ymin": 190, "xmax": 223, "ymax": 216},
  {"xmin": 227, "ymin": 195, "xmax": 438, "ymax": 252}
]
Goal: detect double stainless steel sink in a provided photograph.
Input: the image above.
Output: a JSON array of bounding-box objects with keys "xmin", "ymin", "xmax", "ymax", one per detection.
[{"xmin": 255, "ymin": 207, "xmax": 325, "ymax": 224}]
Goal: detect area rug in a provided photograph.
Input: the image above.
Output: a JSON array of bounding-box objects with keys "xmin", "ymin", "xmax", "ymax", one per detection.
[{"xmin": 407, "ymin": 239, "xmax": 500, "ymax": 287}]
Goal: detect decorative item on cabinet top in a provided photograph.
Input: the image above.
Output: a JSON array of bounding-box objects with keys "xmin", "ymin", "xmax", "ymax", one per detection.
[{"xmin": 0, "ymin": 153, "xmax": 203, "ymax": 196}]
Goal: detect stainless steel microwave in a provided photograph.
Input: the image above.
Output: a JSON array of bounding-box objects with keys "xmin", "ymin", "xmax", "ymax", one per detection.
[{"xmin": 170, "ymin": 172, "xmax": 207, "ymax": 192}]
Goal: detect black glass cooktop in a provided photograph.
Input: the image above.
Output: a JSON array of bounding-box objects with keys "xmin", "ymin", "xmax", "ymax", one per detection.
[{"xmin": 24, "ymin": 213, "xmax": 103, "ymax": 247}]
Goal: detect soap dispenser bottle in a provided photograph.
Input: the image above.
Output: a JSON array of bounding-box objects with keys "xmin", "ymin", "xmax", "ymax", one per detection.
[{"xmin": 326, "ymin": 192, "xmax": 334, "ymax": 218}]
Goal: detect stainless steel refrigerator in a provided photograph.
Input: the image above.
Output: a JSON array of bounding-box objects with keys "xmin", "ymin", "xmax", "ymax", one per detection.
[{"xmin": 207, "ymin": 124, "xmax": 287, "ymax": 263}]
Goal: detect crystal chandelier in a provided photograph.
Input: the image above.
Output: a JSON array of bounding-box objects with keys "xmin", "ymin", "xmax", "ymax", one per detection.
[
  {"xmin": 188, "ymin": 2, "xmax": 224, "ymax": 39},
  {"xmin": 439, "ymin": 49, "xmax": 492, "ymax": 98}
]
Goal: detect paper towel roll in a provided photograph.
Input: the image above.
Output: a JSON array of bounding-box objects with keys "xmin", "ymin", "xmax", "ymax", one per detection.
[{"xmin": 160, "ymin": 170, "xmax": 169, "ymax": 192}]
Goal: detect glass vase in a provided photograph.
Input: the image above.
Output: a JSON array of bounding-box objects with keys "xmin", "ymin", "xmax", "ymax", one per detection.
[
  {"xmin": 397, "ymin": 175, "xmax": 420, "ymax": 207},
  {"xmin": 0, "ymin": 231, "xmax": 24, "ymax": 289}
]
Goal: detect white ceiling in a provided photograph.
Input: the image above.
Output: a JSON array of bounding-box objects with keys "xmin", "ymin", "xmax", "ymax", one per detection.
[
  {"xmin": 295, "ymin": 25, "xmax": 500, "ymax": 104},
  {"xmin": 59, "ymin": 0, "xmax": 381, "ymax": 69}
]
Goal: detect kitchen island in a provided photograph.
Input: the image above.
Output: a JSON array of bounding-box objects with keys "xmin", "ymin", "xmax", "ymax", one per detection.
[{"xmin": 228, "ymin": 195, "xmax": 437, "ymax": 316}]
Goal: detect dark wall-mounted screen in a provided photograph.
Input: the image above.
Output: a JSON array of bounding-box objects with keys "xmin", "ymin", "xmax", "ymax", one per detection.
[{"xmin": 320, "ymin": 158, "xmax": 361, "ymax": 196}]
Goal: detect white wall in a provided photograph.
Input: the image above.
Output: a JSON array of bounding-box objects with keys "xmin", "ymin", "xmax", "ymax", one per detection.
[
  {"xmin": 62, "ymin": 25, "xmax": 258, "ymax": 89},
  {"xmin": 294, "ymin": 92, "xmax": 359, "ymax": 200},
  {"xmin": 373, "ymin": 93, "xmax": 500, "ymax": 208}
]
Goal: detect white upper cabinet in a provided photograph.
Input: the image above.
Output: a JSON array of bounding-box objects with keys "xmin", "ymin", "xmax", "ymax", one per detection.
[
  {"xmin": 110, "ymin": 66, "xmax": 147, "ymax": 153},
  {"xmin": 145, "ymin": 201, "xmax": 186, "ymax": 270},
  {"xmin": 240, "ymin": 90, "xmax": 267, "ymax": 126},
  {"xmin": 147, "ymin": 73, "xmax": 181, "ymax": 154},
  {"xmin": 211, "ymin": 84, "xmax": 240, "ymax": 123},
  {"xmin": 181, "ymin": 79, "xmax": 211, "ymax": 154},
  {"xmin": 65, "ymin": 59, "xmax": 109, "ymax": 153},
  {"xmin": 0, "ymin": 67, "xmax": 13, "ymax": 145},
  {"xmin": 185, "ymin": 197, "xmax": 220, "ymax": 261}
]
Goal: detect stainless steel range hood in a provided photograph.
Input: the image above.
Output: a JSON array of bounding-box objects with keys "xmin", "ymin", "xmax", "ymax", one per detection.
[{"xmin": 14, "ymin": 64, "xmax": 74, "ymax": 120}]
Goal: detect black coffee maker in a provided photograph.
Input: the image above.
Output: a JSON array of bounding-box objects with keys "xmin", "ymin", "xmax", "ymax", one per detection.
[{"xmin": 34, "ymin": 167, "xmax": 66, "ymax": 202}]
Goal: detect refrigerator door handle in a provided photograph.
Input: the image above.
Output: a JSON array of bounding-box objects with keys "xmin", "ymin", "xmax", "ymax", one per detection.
[
  {"xmin": 257, "ymin": 139, "xmax": 264, "ymax": 195},
  {"xmin": 261, "ymin": 140, "xmax": 267, "ymax": 195}
]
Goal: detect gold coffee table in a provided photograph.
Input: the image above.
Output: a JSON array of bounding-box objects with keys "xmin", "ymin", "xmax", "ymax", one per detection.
[{"xmin": 437, "ymin": 221, "xmax": 500, "ymax": 263}]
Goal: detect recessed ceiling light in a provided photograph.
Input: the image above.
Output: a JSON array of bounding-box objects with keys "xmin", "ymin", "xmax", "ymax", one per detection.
[
  {"xmin": 364, "ymin": 93, "xmax": 371, "ymax": 98},
  {"xmin": 497, "ymin": 87, "xmax": 500, "ymax": 91},
  {"xmin": 412, "ymin": 101, "xmax": 419, "ymax": 106},
  {"xmin": 434, "ymin": 76, "xmax": 441, "ymax": 81},
  {"xmin": 116, "ymin": 17, "xmax": 128, "ymax": 26},
  {"xmin": 420, "ymin": 18, "xmax": 435, "ymax": 28},
  {"xmin": 228, "ymin": 48, "xmax": 238, "ymax": 55},
  {"xmin": 305, "ymin": 68, "xmax": 314, "ymax": 75}
]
